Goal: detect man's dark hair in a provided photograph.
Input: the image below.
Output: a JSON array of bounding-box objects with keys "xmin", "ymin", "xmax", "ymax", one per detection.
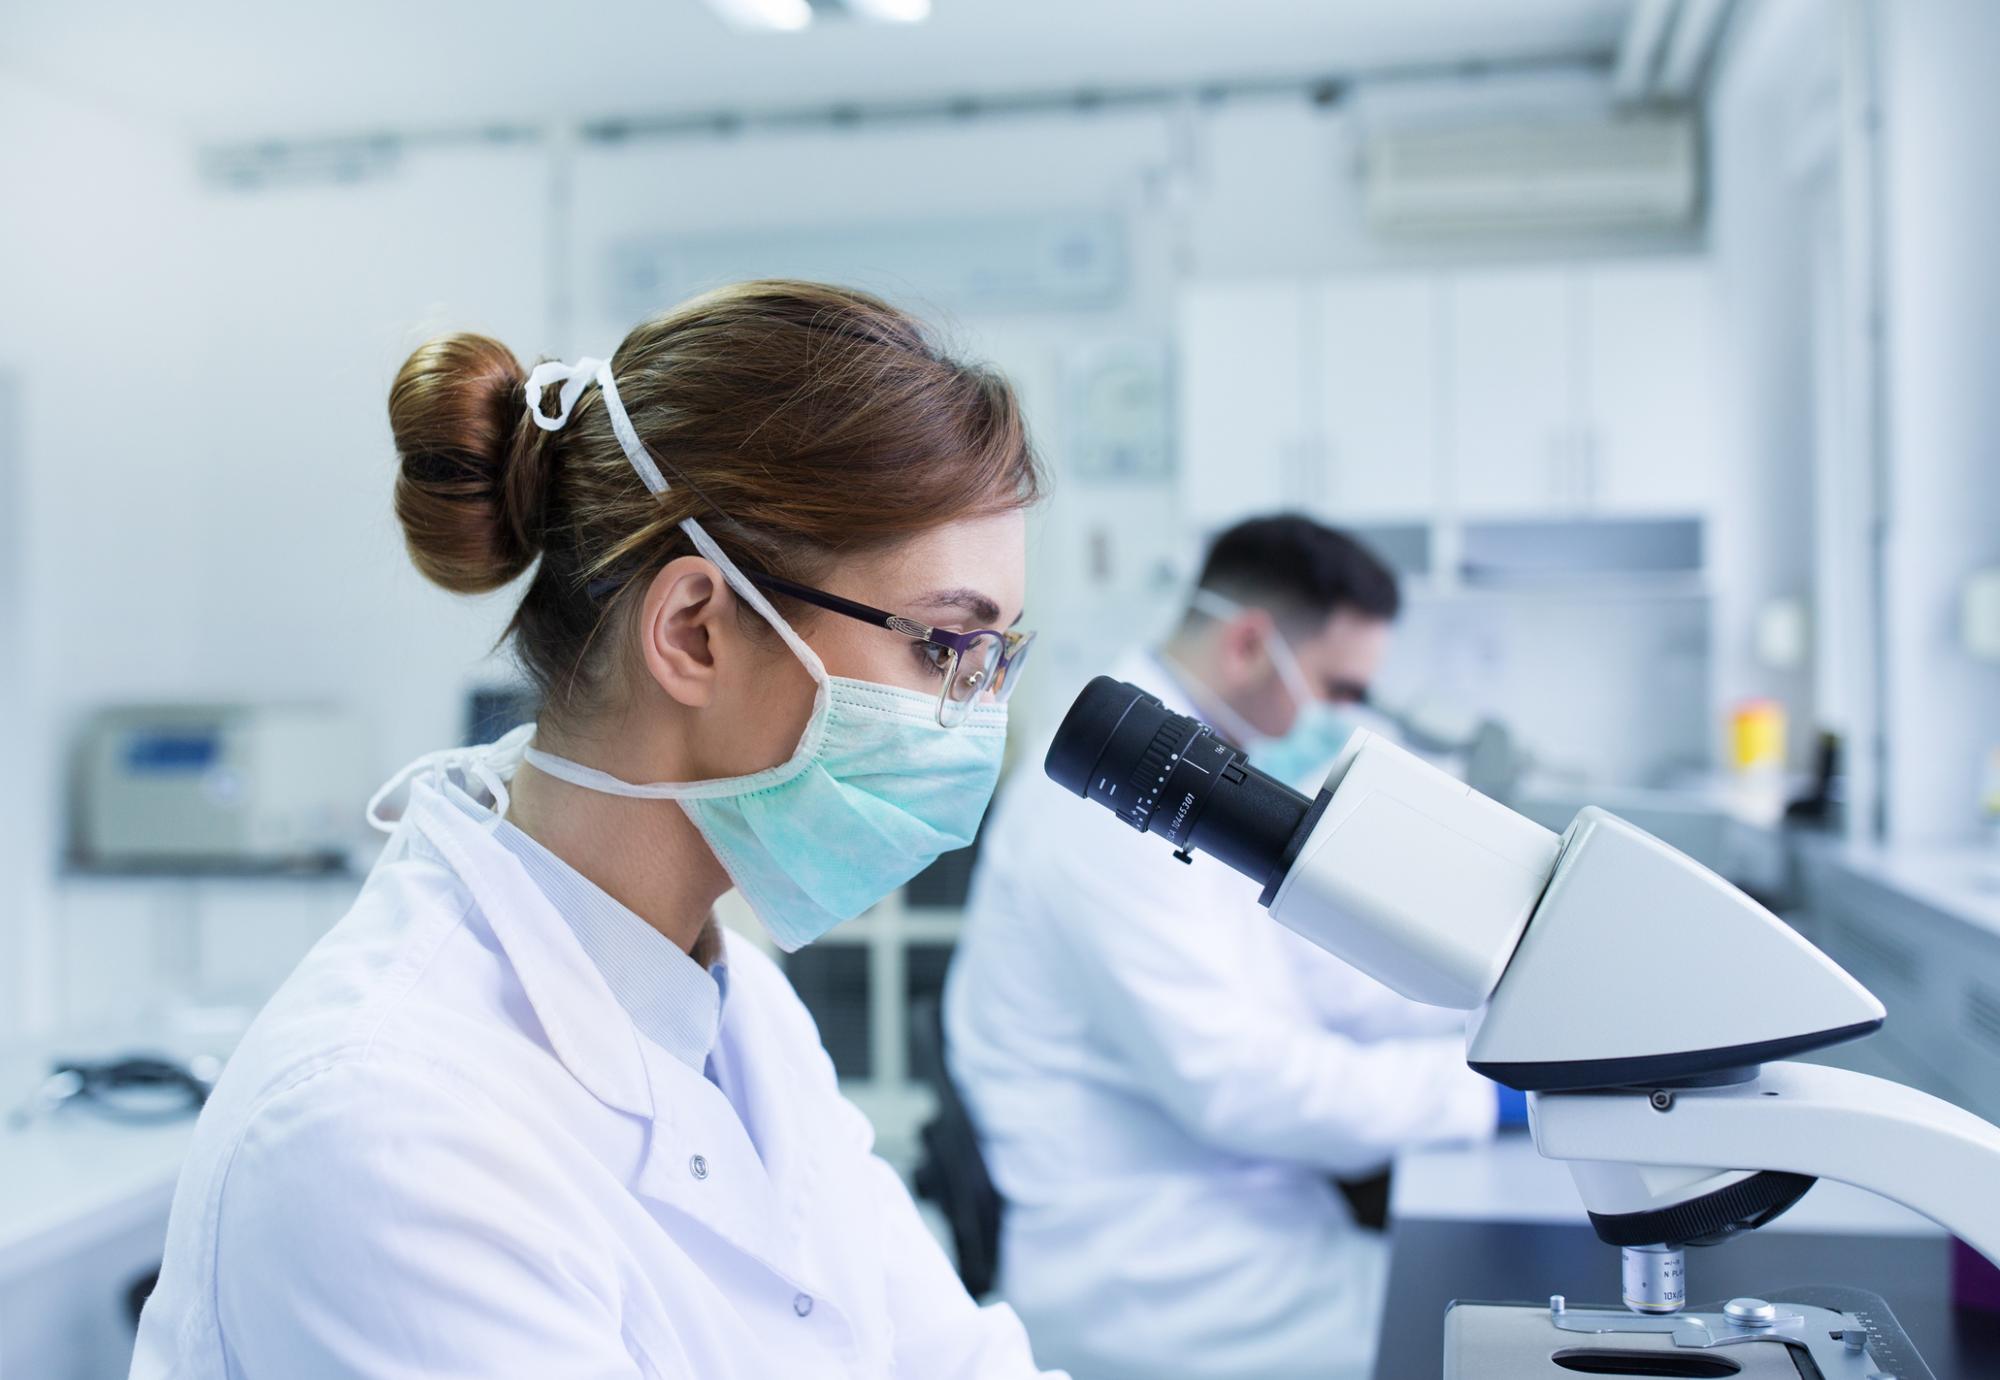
[{"xmin": 1191, "ymin": 513, "xmax": 1400, "ymax": 631}]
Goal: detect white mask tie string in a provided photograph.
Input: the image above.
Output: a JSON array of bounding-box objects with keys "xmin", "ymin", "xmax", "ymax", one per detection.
[
  {"xmin": 366, "ymin": 743, "xmax": 516, "ymax": 833},
  {"xmin": 520, "ymin": 354, "xmax": 825, "ymax": 680},
  {"xmin": 524, "ymin": 357, "xmax": 603, "ymax": 433}
]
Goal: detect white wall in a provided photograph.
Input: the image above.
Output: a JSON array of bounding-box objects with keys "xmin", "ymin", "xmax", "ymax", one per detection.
[
  {"xmin": 0, "ymin": 366, "xmax": 20, "ymax": 1038},
  {"xmin": 169, "ymin": 144, "xmax": 547, "ymax": 764},
  {"xmin": 1705, "ymin": 0, "xmax": 2000, "ymax": 844},
  {"xmin": 1, "ymin": 85, "xmax": 551, "ymax": 1032},
  {"xmin": 0, "ymin": 74, "xmax": 203, "ymax": 1037},
  {"xmin": 1704, "ymin": 0, "xmax": 1833, "ymax": 774},
  {"xmin": 1876, "ymin": 0, "xmax": 2000, "ymax": 844}
]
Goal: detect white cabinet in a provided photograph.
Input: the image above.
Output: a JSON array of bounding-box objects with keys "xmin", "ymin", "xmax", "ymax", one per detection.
[
  {"xmin": 1581, "ymin": 261, "xmax": 1717, "ymax": 515},
  {"xmin": 1446, "ymin": 267, "xmax": 1580, "ymax": 516},
  {"xmin": 1317, "ymin": 275, "xmax": 1444, "ymax": 520},
  {"xmin": 1178, "ymin": 277, "xmax": 1443, "ymax": 529},
  {"xmin": 1176, "ymin": 281, "xmax": 1313, "ymax": 530},
  {"xmin": 1444, "ymin": 260, "xmax": 1718, "ymax": 519},
  {"xmin": 1175, "ymin": 257, "xmax": 1719, "ymax": 533}
]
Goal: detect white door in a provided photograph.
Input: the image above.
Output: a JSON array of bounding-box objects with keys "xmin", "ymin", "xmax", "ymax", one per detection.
[
  {"xmin": 1580, "ymin": 260, "xmax": 1718, "ymax": 515},
  {"xmin": 1176, "ymin": 280, "xmax": 1314, "ymax": 531},
  {"xmin": 1445, "ymin": 267, "xmax": 1580, "ymax": 517},
  {"xmin": 1317, "ymin": 274, "xmax": 1442, "ymax": 521}
]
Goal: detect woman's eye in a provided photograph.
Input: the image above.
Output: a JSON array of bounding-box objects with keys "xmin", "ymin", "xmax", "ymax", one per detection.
[{"xmin": 915, "ymin": 643, "xmax": 952, "ymax": 679}]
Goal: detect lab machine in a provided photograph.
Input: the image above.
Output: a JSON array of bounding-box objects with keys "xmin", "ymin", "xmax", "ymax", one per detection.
[
  {"xmin": 1045, "ymin": 677, "xmax": 2000, "ymax": 1379},
  {"xmin": 72, "ymin": 705, "xmax": 366, "ymax": 871}
]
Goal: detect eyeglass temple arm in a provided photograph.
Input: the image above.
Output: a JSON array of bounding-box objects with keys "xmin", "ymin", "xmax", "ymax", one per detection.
[{"xmin": 741, "ymin": 569, "xmax": 942, "ymax": 641}]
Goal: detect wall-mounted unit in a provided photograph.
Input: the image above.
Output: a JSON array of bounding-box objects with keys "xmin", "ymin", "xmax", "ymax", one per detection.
[
  {"xmin": 607, "ymin": 212, "xmax": 1127, "ymax": 322},
  {"xmin": 1362, "ymin": 113, "xmax": 1699, "ymax": 235}
]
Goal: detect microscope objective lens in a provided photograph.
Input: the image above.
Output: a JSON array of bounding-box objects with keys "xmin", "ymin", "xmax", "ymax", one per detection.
[{"xmin": 1621, "ymin": 1245, "xmax": 1687, "ymax": 1315}]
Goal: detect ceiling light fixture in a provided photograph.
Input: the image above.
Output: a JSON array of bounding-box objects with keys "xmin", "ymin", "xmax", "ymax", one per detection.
[
  {"xmin": 841, "ymin": 0, "xmax": 932, "ymax": 22},
  {"xmin": 698, "ymin": 0, "xmax": 814, "ymax": 33}
]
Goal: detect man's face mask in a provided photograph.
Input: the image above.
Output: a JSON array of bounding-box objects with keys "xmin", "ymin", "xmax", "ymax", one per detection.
[{"xmin": 1185, "ymin": 589, "xmax": 1361, "ymax": 793}]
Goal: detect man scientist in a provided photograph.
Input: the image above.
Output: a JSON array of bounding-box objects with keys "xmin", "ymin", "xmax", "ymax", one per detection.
[{"xmin": 944, "ymin": 513, "xmax": 1513, "ymax": 1380}]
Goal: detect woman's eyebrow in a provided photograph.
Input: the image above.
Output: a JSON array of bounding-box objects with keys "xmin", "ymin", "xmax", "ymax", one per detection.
[{"xmin": 912, "ymin": 587, "xmax": 1003, "ymax": 625}]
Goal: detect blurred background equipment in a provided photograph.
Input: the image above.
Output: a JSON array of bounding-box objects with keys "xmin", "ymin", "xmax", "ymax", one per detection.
[
  {"xmin": 9, "ymin": 1055, "xmax": 216, "ymax": 1131},
  {"xmin": 70, "ymin": 706, "xmax": 367, "ymax": 873}
]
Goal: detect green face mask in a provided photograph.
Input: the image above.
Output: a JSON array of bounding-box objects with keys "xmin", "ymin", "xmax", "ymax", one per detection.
[{"xmin": 515, "ymin": 357, "xmax": 1009, "ymax": 951}]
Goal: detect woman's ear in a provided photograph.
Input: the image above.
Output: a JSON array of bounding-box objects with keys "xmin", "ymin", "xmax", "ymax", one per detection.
[{"xmin": 638, "ymin": 556, "xmax": 738, "ymax": 708}]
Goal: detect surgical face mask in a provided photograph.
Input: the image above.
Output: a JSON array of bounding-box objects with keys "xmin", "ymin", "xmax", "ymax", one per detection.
[
  {"xmin": 1186, "ymin": 589, "xmax": 1358, "ymax": 794},
  {"xmin": 512, "ymin": 357, "xmax": 1009, "ymax": 951}
]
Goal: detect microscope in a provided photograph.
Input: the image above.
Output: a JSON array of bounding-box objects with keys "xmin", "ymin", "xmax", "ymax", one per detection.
[{"xmin": 1046, "ymin": 678, "xmax": 2000, "ymax": 1379}]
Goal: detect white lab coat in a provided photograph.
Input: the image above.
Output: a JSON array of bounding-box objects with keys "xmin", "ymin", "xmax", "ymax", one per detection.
[
  {"xmin": 131, "ymin": 759, "xmax": 1061, "ymax": 1380},
  {"xmin": 945, "ymin": 651, "xmax": 1496, "ymax": 1380}
]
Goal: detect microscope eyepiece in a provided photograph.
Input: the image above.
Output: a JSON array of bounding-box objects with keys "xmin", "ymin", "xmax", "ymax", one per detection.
[{"xmin": 1045, "ymin": 676, "xmax": 1319, "ymax": 897}]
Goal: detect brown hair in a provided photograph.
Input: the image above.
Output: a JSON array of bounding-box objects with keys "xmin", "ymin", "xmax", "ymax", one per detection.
[{"xmin": 389, "ymin": 280, "xmax": 1040, "ymax": 722}]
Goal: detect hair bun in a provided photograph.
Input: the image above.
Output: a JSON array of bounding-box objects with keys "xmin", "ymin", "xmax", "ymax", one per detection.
[{"xmin": 389, "ymin": 332, "xmax": 548, "ymax": 594}]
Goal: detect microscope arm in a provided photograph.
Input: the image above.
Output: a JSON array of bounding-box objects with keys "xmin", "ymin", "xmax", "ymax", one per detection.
[{"xmin": 1530, "ymin": 1060, "xmax": 2000, "ymax": 1264}]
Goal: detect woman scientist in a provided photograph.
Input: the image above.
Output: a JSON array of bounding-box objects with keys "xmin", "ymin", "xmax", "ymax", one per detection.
[{"xmin": 130, "ymin": 281, "xmax": 1060, "ymax": 1379}]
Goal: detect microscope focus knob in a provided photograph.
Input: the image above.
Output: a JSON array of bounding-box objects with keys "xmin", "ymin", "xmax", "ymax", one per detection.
[{"xmin": 1124, "ymin": 723, "xmax": 1187, "ymax": 821}]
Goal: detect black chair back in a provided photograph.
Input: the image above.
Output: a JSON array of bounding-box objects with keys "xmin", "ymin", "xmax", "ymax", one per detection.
[{"xmin": 908, "ymin": 994, "xmax": 1004, "ymax": 1298}]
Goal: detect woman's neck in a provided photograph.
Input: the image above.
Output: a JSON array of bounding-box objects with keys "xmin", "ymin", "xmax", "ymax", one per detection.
[{"xmin": 504, "ymin": 760, "xmax": 731, "ymax": 956}]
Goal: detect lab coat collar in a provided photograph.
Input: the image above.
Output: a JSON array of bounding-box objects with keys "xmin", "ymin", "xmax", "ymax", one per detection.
[
  {"xmin": 404, "ymin": 772, "xmax": 829, "ymax": 1293},
  {"xmin": 406, "ymin": 778, "xmax": 656, "ymax": 1120},
  {"xmin": 489, "ymin": 813, "xmax": 725, "ymax": 1074}
]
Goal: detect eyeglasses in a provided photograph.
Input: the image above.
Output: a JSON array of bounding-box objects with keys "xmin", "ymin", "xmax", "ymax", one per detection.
[
  {"xmin": 585, "ymin": 566, "xmax": 1034, "ymax": 727},
  {"xmin": 744, "ymin": 571, "xmax": 1034, "ymax": 728}
]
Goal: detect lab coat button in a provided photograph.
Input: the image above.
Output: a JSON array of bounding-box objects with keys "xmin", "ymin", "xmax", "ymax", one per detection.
[
  {"xmin": 792, "ymin": 1292, "xmax": 813, "ymax": 1318},
  {"xmin": 689, "ymin": 1153, "xmax": 709, "ymax": 1180}
]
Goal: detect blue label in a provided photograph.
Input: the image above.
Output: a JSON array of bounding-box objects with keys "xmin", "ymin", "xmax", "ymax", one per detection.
[{"xmin": 123, "ymin": 731, "xmax": 221, "ymax": 773}]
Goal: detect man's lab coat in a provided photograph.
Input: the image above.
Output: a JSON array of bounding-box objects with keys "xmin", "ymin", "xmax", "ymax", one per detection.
[{"xmin": 945, "ymin": 652, "xmax": 1496, "ymax": 1380}]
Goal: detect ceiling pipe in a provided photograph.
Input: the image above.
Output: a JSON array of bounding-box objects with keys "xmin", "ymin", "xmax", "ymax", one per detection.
[
  {"xmin": 1655, "ymin": 0, "xmax": 1733, "ymax": 100},
  {"xmin": 198, "ymin": 51, "xmax": 1621, "ymax": 187},
  {"xmin": 1612, "ymin": 0, "xmax": 1679, "ymax": 104}
]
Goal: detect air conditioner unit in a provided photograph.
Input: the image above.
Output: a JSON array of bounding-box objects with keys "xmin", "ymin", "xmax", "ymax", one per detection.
[{"xmin": 1362, "ymin": 113, "xmax": 1699, "ymax": 235}]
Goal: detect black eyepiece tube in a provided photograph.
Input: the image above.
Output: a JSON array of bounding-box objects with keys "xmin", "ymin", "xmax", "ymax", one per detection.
[{"xmin": 1044, "ymin": 676, "xmax": 1314, "ymax": 895}]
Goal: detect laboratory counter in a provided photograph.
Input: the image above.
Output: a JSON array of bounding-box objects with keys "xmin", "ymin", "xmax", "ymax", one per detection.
[
  {"xmin": 0, "ymin": 1035, "xmax": 215, "ymax": 1379},
  {"xmin": 1799, "ymin": 835, "xmax": 2000, "ymax": 943}
]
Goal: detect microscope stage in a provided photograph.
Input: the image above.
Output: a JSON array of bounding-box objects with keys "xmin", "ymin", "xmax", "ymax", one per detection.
[{"xmin": 1442, "ymin": 1288, "xmax": 1935, "ymax": 1379}]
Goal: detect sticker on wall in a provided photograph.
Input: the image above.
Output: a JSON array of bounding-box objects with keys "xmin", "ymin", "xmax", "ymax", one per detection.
[{"xmin": 1061, "ymin": 340, "xmax": 1174, "ymax": 483}]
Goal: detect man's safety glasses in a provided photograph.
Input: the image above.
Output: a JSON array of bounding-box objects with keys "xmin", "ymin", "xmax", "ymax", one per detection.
[{"xmin": 744, "ymin": 571, "xmax": 1034, "ymax": 729}]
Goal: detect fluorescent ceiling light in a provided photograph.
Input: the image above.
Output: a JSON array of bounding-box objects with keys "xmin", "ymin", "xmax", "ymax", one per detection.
[
  {"xmin": 699, "ymin": 0, "xmax": 814, "ymax": 32},
  {"xmin": 843, "ymin": 0, "xmax": 932, "ymax": 22}
]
